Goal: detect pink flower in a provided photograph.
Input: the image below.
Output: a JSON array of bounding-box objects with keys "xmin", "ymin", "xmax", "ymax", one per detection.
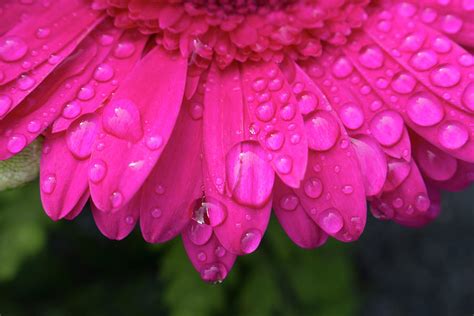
[{"xmin": 0, "ymin": 0, "xmax": 473, "ymax": 282}]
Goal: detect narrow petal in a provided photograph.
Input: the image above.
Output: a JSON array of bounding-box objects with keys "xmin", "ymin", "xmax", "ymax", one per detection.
[
  {"xmin": 140, "ymin": 96, "xmax": 203, "ymax": 244},
  {"xmin": 89, "ymin": 47, "xmax": 187, "ymax": 211},
  {"xmin": 92, "ymin": 195, "xmax": 140, "ymax": 240},
  {"xmin": 241, "ymin": 61, "xmax": 308, "ymax": 188},
  {"xmin": 273, "ymin": 178, "xmax": 328, "ymax": 249},
  {"xmin": 40, "ymin": 114, "xmax": 100, "ymax": 221},
  {"xmin": 182, "ymin": 226, "xmax": 237, "ymax": 283}
]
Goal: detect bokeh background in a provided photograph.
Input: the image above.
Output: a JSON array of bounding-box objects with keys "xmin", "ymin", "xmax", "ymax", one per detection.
[{"xmin": 0, "ymin": 183, "xmax": 473, "ymax": 316}]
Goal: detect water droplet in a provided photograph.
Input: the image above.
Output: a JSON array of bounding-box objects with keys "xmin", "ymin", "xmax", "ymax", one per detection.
[
  {"xmin": 93, "ymin": 63, "xmax": 114, "ymax": 82},
  {"xmin": 339, "ymin": 103, "xmax": 364, "ymax": 130},
  {"xmin": 441, "ymin": 14, "xmax": 463, "ymax": 34},
  {"xmin": 89, "ymin": 160, "xmax": 107, "ymax": 183},
  {"xmin": 316, "ymin": 208, "xmax": 344, "ymax": 234},
  {"xmin": 255, "ymin": 102, "xmax": 275, "ymax": 122},
  {"xmin": 305, "ymin": 111, "xmax": 340, "ymax": 151},
  {"xmin": 240, "ymin": 229, "xmax": 262, "ymax": 254},
  {"xmin": 369, "ymin": 110, "xmax": 404, "ymax": 146},
  {"xmin": 215, "ymin": 246, "xmax": 226, "ymax": 257},
  {"xmin": 358, "ymin": 45, "xmax": 384, "ymax": 69},
  {"xmin": 275, "ymin": 155, "xmax": 292, "ymax": 174},
  {"xmin": 27, "ymin": 120, "xmax": 41, "ymax": 133},
  {"xmin": 35, "ymin": 27, "xmax": 50, "ymax": 39},
  {"xmin": 41, "ymin": 174, "xmax": 56, "ymax": 194},
  {"xmin": 200, "ymin": 263, "xmax": 227, "ymax": 283},
  {"xmin": 265, "ymin": 131, "xmax": 284, "ymax": 151},
  {"xmin": 280, "ymin": 103, "xmax": 296, "ymax": 120},
  {"xmin": 197, "ymin": 252, "xmax": 207, "ymax": 262},
  {"xmin": 102, "ymin": 99, "xmax": 143, "ymax": 142},
  {"xmin": 145, "ymin": 135, "xmax": 163, "ymax": 150},
  {"xmin": 463, "ymin": 0, "xmax": 474, "ymax": 10},
  {"xmin": 188, "ymin": 221, "xmax": 212, "ymax": 246},
  {"xmin": 397, "ymin": 2, "xmax": 417, "ymax": 17},
  {"xmin": 391, "ymin": 72, "xmax": 416, "ymax": 94},
  {"xmin": 204, "ymin": 200, "xmax": 227, "ymax": 227},
  {"xmin": 297, "ymin": 92, "xmax": 318, "ymax": 115},
  {"xmin": 66, "ymin": 117, "xmax": 99, "ymax": 159},
  {"xmin": 461, "ymin": 82, "xmax": 474, "ymax": 111},
  {"xmin": 99, "ymin": 34, "xmax": 114, "ymax": 46},
  {"xmin": 304, "ymin": 177, "xmax": 323, "ymax": 199},
  {"xmin": 17, "ymin": 74, "xmax": 35, "ymax": 90},
  {"xmin": 77, "ymin": 84, "xmax": 95, "ymax": 101},
  {"xmin": 401, "ymin": 32, "xmax": 425, "ymax": 52},
  {"xmin": 7, "ymin": 134, "xmax": 27, "ymax": 154},
  {"xmin": 151, "ymin": 208, "xmax": 162, "ymax": 218},
  {"xmin": 279, "ymin": 194, "xmax": 298, "ymax": 211},
  {"xmin": 437, "ymin": 121, "xmax": 469, "ymax": 149},
  {"xmin": 189, "ymin": 102, "xmax": 203, "ymax": 120},
  {"xmin": 62, "ymin": 101, "xmax": 81, "ymax": 119},
  {"xmin": 332, "ymin": 57, "xmax": 353, "ymax": 78},
  {"xmin": 114, "ymin": 42, "xmax": 136, "ymax": 58},
  {"xmin": 268, "ymin": 78, "xmax": 283, "ymax": 91},
  {"xmin": 125, "ymin": 216, "xmax": 134, "ymax": 224},
  {"xmin": 406, "ymin": 92, "xmax": 444, "ymax": 126},
  {"xmin": 252, "ymin": 78, "xmax": 267, "ymax": 92},
  {"xmin": 430, "ymin": 64, "xmax": 461, "ymax": 87},
  {"xmin": 155, "ymin": 185, "xmax": 165, "ymax": 195},
  {"xmin": 341, "ymin": 185, "xmax": 354, "ymax": 194},
  {"xmin": 415, "ymin": 194, "xmax": 430, "ymax": 212},
  {"xmin": 432, "ymin": 36, "xmax": 452, "ymax": 53},
  {"xmin": 0, "ymin": 36, "xmax": 28, "ymax": 61},
  {"xmin": 110, "ymin": 191, "xmax": 123, "ymax": 208},
  {"xmin": 409, "ymin": 49, "xmax": 438, "ymax": 71},
  {"xmin": 0, "ymin": 95, "xmax": 12, "ymax": 116}
]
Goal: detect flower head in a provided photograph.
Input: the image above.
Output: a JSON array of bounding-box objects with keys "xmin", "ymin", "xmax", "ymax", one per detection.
[{"xmin": 0, "ymin": 0, "xmax": 473, "ymax": 282}]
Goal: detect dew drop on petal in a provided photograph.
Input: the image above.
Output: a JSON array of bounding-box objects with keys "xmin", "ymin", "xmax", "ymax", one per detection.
[
  {"xmin": 89, "ymin": 160, "xmax": 107, "ymax": 183},
  {"xmin": 437, "ymin": 121, "xmax": 469, "ymax": 149},
  {"xmin": 114, "ymin": 42, "xmax": 136, "ymax": 58},
  {"xmin": 305, "ymin": 111, "xmax": 340, "ymax": 151},
  {"xmin": 200, "ymin": 263, "xmax": 227, "ymax": 283},
  {"xmin": 7, "ymin": 134, "xmax": 27, "ymax": 154},
  {"xmin": 358, "ymin": 45, "xmax": 384, "ymax": 69},
  {"xmin": 339, "ymin": 103, "xmax": 364, "ymax": 130},
  {"xmin": 303, "ymin": 177, "xmax": 323, "ymax": 199},
  {"xmin": 316, "ymin": 208, "xmax": 344, "ymax": 234},
  {"xmin": 102, "ymin": 99, "xmax": 143, "ymax": 142},
  {"xmin": 430, "ymin": 64, "xmax": 461, "ymax": 87},
  {"xmin": 41, "ymin": 174, "xmax": 56, "ymax": 194},
  {"xmin": 391, "ymin": 72, "xmax": 416, "ymax": 94},
  {"xmin": 297, "ymin": 92, "xmax": 318, "ymax": 115},
  {"xmin": 265, "ymin": 131, "xmax": 284, "ymax": 151},
  {"xmin": 406, "ymin": 92, "xmax": 444, "ymax": 126},
  {"xmin": 94, "ymin": 63, "xmax": 114, "ymax": 82},
  {"xmin": 275, "ymin": 155, "xmax": 293, "ymax": 174},
  {"xmin": 0, "ymin": 36, "xmax": 28, "ymax": 62},
  {"xmin": 409, "ymin": 49, "xmax": 438, "ymax": 71},
  {"xmin": 369, "ymin": 111, "xmax": 404, "ymax": 146},
  {"xmin": 240, "ymin": 229, "xmax": 262, "ymax": 254},
  {"xmin": 110, "ymin": 191, "xmax": 123, "ymax": 208},
  {"xmin": 188, "ymin": 221, "xmax": 212, "ymax": 246},
  {"xmin": 461, "ymin": 82, "xmax": 474, "ymax": 111},
  {"xmin": 0, "ymin": 95, "xmax": 12, "ymax": 116},
  {"xmin": 280, "ymin": 194, "xmax": 299, "ymax": 211}
]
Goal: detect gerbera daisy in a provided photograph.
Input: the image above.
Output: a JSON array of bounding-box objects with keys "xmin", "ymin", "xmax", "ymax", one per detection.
[{"xmin": 0, "ymin": 0, "xmax": 473, "ymax": 283}]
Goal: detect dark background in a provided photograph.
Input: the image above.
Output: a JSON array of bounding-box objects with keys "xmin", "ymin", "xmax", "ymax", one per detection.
[{"xmin": 0, "ymin": 183, "xmax": 472, "ymax": 316}]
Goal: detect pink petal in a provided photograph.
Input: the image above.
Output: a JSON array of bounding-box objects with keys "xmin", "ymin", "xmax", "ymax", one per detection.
[
  {"xmin": 273, "ymin": 178, "xmax": 328, "ymax": 249},
  {"xmin": 40, "ymin": 115, "xmax": 99, "ymax": 221},
  {"xmin": 383, "ymin": 158, "xmax": 412, "ymax": 192},
  {"xmin": 182, "ymin": 226, "xmax": 237, "ymax": 283},
  {"xmin": 89, "ymin": 47, "xmax": 187, "ymax": 211},
  {"xmin": 414, "ymin": 137, "xmax": 458, "ymax": 181},
  {"xmin": 0, "ymin": 0, "xmax": 103, "ymax": 85},
  {"xmin": 240, "ymin": 61, "xmax": 308, "ymax": 188},
  {"xmin": 0, "ymin": 27, "xmax": 120, "ymax": 160},
  {"xmin": 64, "ymin": 192, "xmax": 90, "ymax": 221},
  {"xmin": 203, "ymin": 62, "xmax": 246, "ymax": 194},
  {"xmin": 52, "ymin": 29, "xmax": 148, "ymax": 132},
  {"xmin": 92, "ymin": 194, "xmax": 140, "ymax": 240},
  {"xmin": 351, "ymin": 135, "xmax": 388, "ymax": 196},
  {"xmin": 431, "ymin": 160, "xmax": 474, "ymax": 192},
  {"xmin": 140, "ymin": 96, "xmax": 203, "ymax": 244}
]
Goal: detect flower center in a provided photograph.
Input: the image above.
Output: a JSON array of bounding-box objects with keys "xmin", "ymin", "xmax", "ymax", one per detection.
[{"xmin": 93, "ymin": 0, "xmax": 370, "ymax": 68}]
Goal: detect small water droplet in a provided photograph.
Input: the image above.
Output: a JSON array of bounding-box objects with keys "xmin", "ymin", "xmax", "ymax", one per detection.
[
  {"xmin": 89, "ymin": 160, "xmax": 107, "ymax": 183},
  {"xmin": 240, "ymin": 229, "xmax": 262, "ymax": 254},
  {"xmin": 7, "ymin": 134, "xmax": 27, "ymax": 154},
  {"xmin": 41, "ymin": 174, "xmax": 56, "ymax": 194}
]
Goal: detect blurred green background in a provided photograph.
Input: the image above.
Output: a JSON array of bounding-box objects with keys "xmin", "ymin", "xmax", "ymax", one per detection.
[{"xmin": 0, "ymin": 182, "xmax": 473, "ymax": 316}]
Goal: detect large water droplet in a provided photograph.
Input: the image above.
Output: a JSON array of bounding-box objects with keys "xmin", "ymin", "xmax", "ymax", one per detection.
[
  {"xmin": 102, "ymin": 99, "xmax": 143, "ymax": 142},
  {"xmin": 391, "ymin": 72, "xmax": 416, "ymax": 94},
  {"xmin": 358, "ymin": 45, "xmax": 384, "ymax": 69},
  {"xmin": 430, "ymin": 64, "xmax": 461, "ymax": 87},
  {"xmin": 316, "ymin": 208, "xmax": 344, "ymax": 234},
  {"xmin": 265, "ymin": 131, "xmax": 284, "ymax": 151},
  {"xmin": 66, "ymin": 116, "xmax": 99, "ymax": 159},
  {"xmin": 369, "ymin": 110, "xmax": 404, "ymax": 146},
  {"xmin": 41, "ymin": 174, "xmax": 56, "ymax": 194},
  {"xmin": 461, "ymin": 82, "xmax": 474, "ymax": 111},
  {"xmin": 279, "ymin": 194, "xmax": 298, "ymax": 211},
  {"xmin": 200, "ymin": 263, "xmax": 227, "ymax": 283},
  {"xmin": 94, "ymin": 63, "xmax": 114, "ymax": 82},
  {"xmin": 304, "ymin": 177, "xmax": 323, "ymax": 199},
  {"xmin": 339, "ymin": 103, "xmax": 364, "ymax": 130},
  {"xmin": 7, "ymin": 134, "xmax": 27, "ymax": 154},
  {"xmin": 255, "ymin": 102, "xmax": 275, "ymax": 122},
  {"xmin": 275, "ymin": 155, "xmax": 293, "ymax": 174},
  {"xmin": 297, "ymin": 92, "xmax": 318, "ymax": 115},
  {"xmin": 332, "ymin": 57, "xmax": 354, "ymax": 78},
  {"xmin": 62, "ymin": 101, "xmax": 82, "ymax": 119},
  {"xmin": 401, "ymin": 32, "xmax": 425, "ymax": 52},
  {"xmin": 441, "ymin": 14, "xmax": 463, "ymax": 34},
  {"xmin": 0, "ymin": 36, "xmax": 28, "ymax": 62},
  {"xmin": 89, "ymin": 160, "xmax": 107, "ymax": 183},
  {"xmin": 114, "ymin": 42, "xmax": 136, "ymax": 58},
  {"xmin": 406, "ymin": 92, "xmax": 444, "ymax": 126},
  {"xmin": 188, "ymin": 221, "xmax": 212, "ymax": 246},
  {"xmin": 305, "ymin": 111, "xmax": 340, "ymax": 151},
  {"xmin": 409, "ymin": 49, "xmax": 438, "ymax": 71},
  {"xmin": 437, "ymin": 121, "xmax": 469, "ymax": 149},
  {"xmin": 17, "ymin": 74, "xmax": 36, "ymax": 91},
  {"xmin": 240, "ymin": 228, "xmax": 262, "ymax": 254}
]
